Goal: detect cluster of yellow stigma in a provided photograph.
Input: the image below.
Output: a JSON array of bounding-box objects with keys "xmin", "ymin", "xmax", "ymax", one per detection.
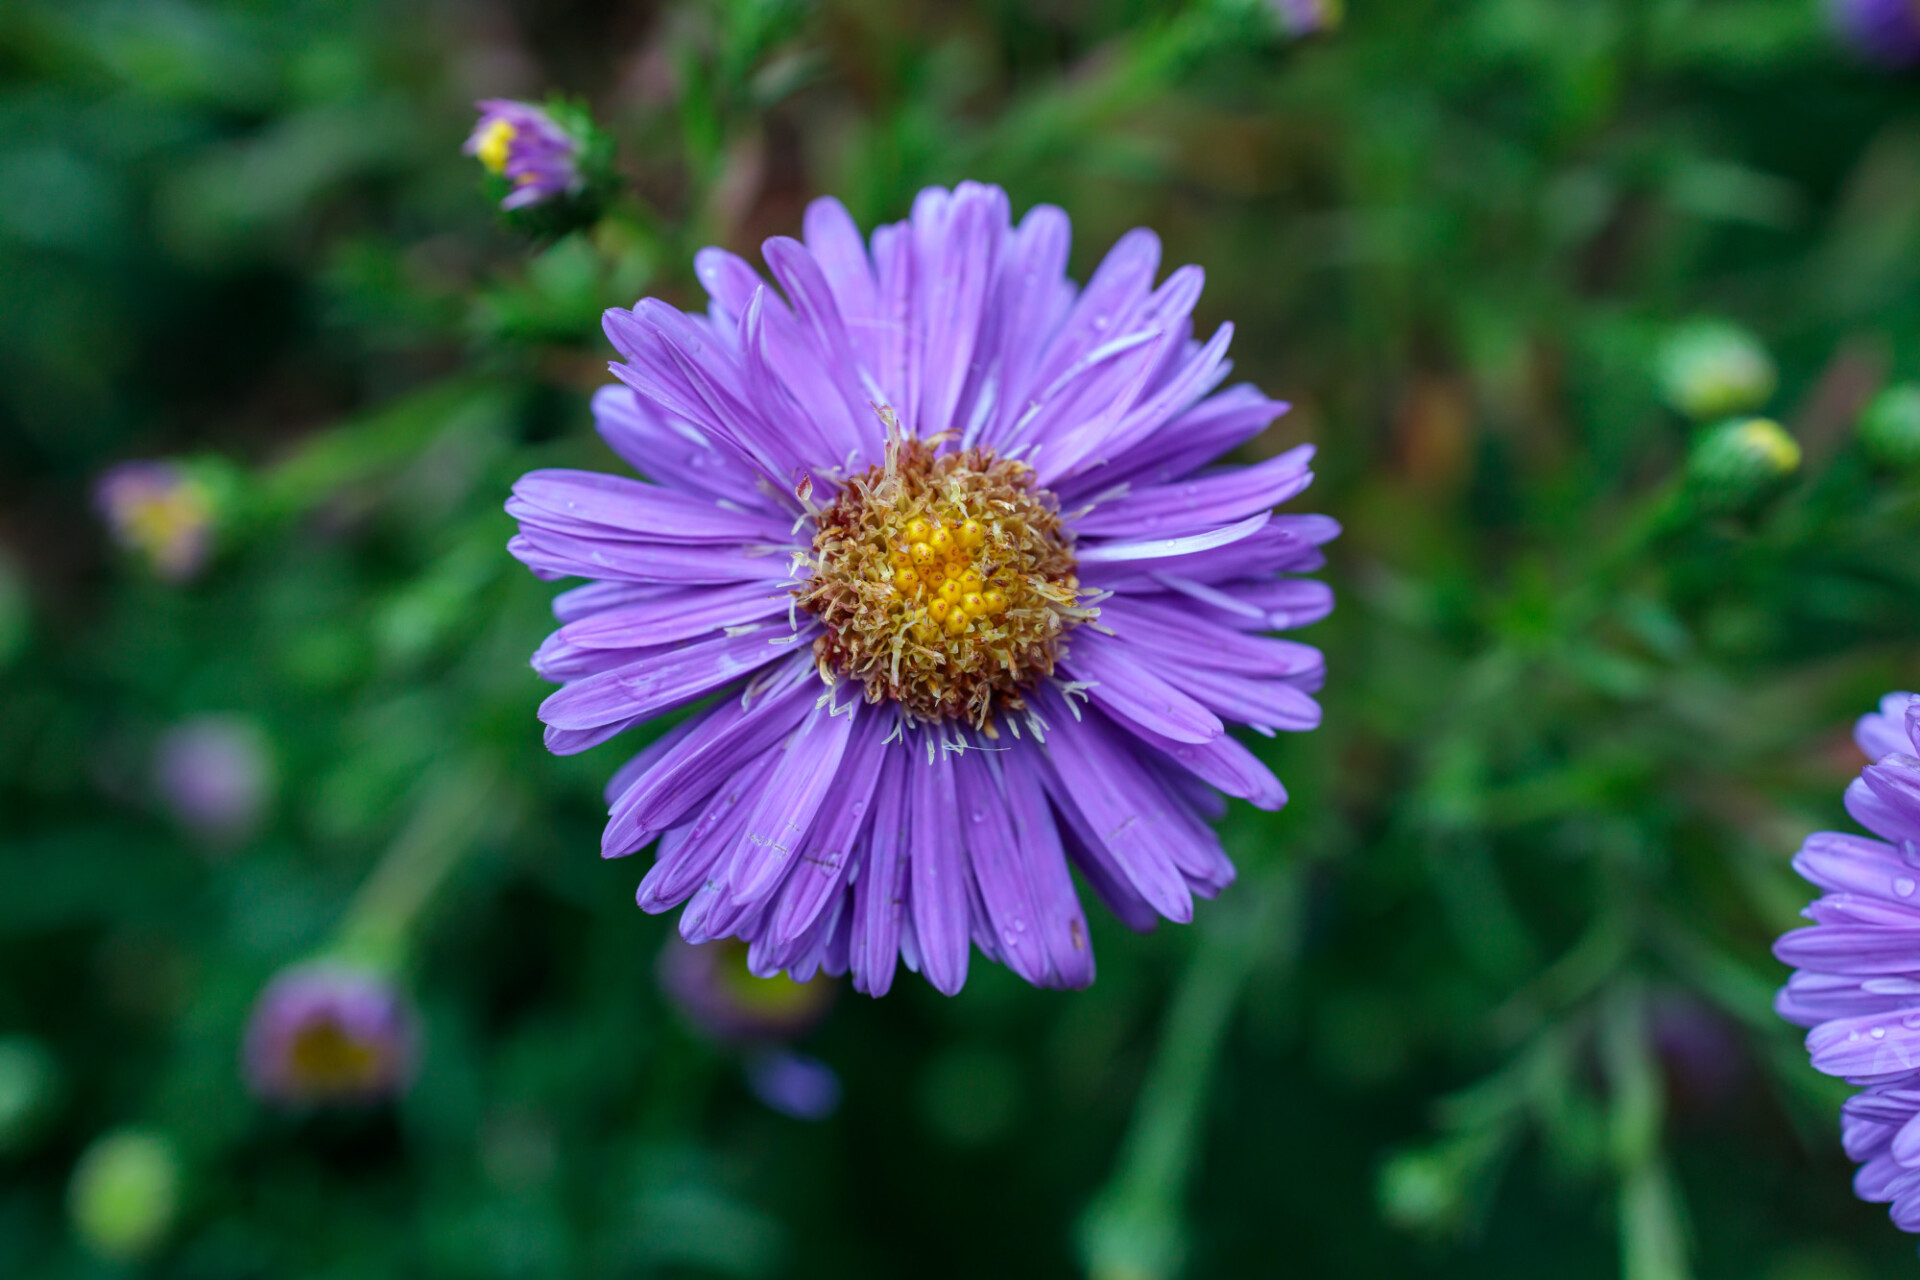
[
  {"xmin": 474, "ymin": 119, "xmax": 517, "ymax": 175},
  {"xmin": 797, "ymin": 428, "xmax": 1089, "ymax": 730},
  {"xmin": 889, "ymin": 514, "xmax": 1012, "ymax": 638}
]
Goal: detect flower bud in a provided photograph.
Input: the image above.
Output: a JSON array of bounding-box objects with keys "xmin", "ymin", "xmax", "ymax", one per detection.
[
  {"xmin": 155, "ymin": 715, "xmax": 274, "ymax": 847},
  {"xmin": 657, "ymin": 938, "xmax": 833, "ymax": 1046},
  {"xmin": 464, "ymin": 98, "xmax": 614, "ymax": 233},
  {"xmin": 68, "ymin": 1129, "xmax": 181, "ymax": 1262},
  {"xmin": 0, "ymin": 1036, "xmax": 58, "ymax": 1155},
  {"xmin": 0, "ymin": 551, "xmax": 26, "ymax": 671},
  {"xmin": 1685, "ymin": 417, "xmax": 1801, "ymax": 513},
  {"xmin": 1379, "ymin": 1148, "xmax": 1466, "ymax": 1234},
  {"xmin": 1860, "ymin": 382, "xmax": 1920, "ymax": 471},
  {"xmin": 1271, "ymin": 0, "xmax": 1342, "ymax": 36},
  {"xmin": 1656, "ymin": 321, "xmax": 1776, "ymax": 422},
  {"xmin": 743, "ymin": 1049, "xmax": 842, "ymax": 1121}
]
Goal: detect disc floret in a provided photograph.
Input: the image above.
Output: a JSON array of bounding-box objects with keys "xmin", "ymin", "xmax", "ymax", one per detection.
[{"xmin": 797, "ymin": 429, "xmax": 1089, "ymax": 729}]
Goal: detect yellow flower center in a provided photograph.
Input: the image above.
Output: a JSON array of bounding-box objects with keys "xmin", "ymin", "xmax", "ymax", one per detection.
[
  {"xmin": 797, "ymin": 425, "xmax": 1090, "ymax": 731},
  {"xmin": 474, "ymin": 118, "xmax": 516, "ymax": 175},
  {"xmin": 286, "ymin": 1018, "xmax": 383, "ymax": 1093},
  {"xmin": 121, "ymin": 485, "xmax": 211, "ymax": 576}
]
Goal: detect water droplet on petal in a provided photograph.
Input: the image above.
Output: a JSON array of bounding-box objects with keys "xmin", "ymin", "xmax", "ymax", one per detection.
[
  {"xmin": 1897, "ymin": 878, "xmax": 1916, "ymax": 899},
  {"xmin": 1874, "ymin": 1026, "xmax": 1889, "ymax": 1039}
]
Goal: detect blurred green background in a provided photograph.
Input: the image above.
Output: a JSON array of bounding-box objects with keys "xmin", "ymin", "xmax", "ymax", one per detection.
[{"xmin": 6, "ymin": 0, "xmax": 1920, "ymax": 1276}]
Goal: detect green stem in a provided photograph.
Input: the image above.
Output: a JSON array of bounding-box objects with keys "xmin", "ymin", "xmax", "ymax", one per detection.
[
  {"xmin": 332, "ymin": 754, "xmax": 505, "ymax": 975},
  {"xmin": 1079, "ymin": 867, "xmax": 1297, "ymax": 1280}
]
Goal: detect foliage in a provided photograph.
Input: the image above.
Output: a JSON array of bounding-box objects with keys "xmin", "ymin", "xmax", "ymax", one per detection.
[{"xmin": 4, "ymin": 0, "xmax": 1920, "ymax": 1277}]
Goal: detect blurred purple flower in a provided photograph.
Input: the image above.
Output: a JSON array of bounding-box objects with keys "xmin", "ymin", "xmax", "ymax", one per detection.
[
  {"xmin": 1648, "ymin": 990, "xmax": 1746, "ymax": 1113},
  {"xmin": 743, "ymin": 1049, "xmax": 842, "ymax": 1121},
  {"xmin": 1775, "ymin": 691, "xmax": 1920, "ymax": 1231},
  {"xmin": 1272, "ymin": 0, "xmax": 1342, "ymax": 36},
  {"xmin": 154, "ymin": 716, "xmax": 272, "ymax": 845},
  {"xmin": 243, "ymin": 964, "xmax": 417, "ymax": 1106},
  {"xmin": 464, "ymin": 99, "xmax": 582, "ymax": 210},
  {"xmin": 94, "ymin": 461, "xmax": 215, "ymax": 582},
  {"xmin": 507, "ymin": 181, "xmax": 1333, "ymax": 997},
  {"xmin": 1829, "ymin": 0, "xmax": 1920, "ymax": 67},
  {"xmin": 658, "ymin": 937, "xmax": 833, "ymax": 1044}
]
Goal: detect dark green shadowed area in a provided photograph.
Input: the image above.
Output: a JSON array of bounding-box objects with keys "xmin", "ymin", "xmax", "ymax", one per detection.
[{"xmin": 3, "ymin": 1, "xmax": 1920, "ymax": 1277}]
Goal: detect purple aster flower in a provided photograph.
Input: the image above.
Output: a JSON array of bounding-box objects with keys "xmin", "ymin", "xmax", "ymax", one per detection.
[
  {"xmin": 465, "ymin": 99, "xmax": 583, "ymax": 211},
  {"xmin": 94, "ymin": 461, "xmax": 215, "ymax": 582},
  {"xmin": 242, "ymin": 964, "xmax": 418, "ymax": 1106},
  {"xmin": 507, "ymin": 182, "xmax": 1335, "ymax": 996},
  {"xmin": 154, "ymin": 715, "xmax": 273, "ymax": 846},
  {"xmin": 658, "ymin": 936, "xmax": 834, "ymax": 1043},
  {"xmin": 1829, "ymin": 0, "xmax": 1920, "ymax": 67},
  {"xmin": 1775, "ymin": 691, "xmax": 1920, "ymax": 1231}
]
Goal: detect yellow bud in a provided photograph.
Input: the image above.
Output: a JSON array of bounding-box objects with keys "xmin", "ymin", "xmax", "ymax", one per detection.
[
  {"xmin": 961, "ymin": 592, "xmax": 987, "ymax": 616},
  {"xmin": 945, "ymin": 609, "xmax": 970, "ymax": 636},
  {"xmin": 929, "ymin": 527, "xmax": 954, "ymax": 556},
  {"xmin": 956, "ymin": 571, "xmax": 984, "ymax": 594},
  {"xmin": 938, "ymin": 579, "xmax": 963, "ymax": 605},
  {"xmin": 928, "ymin": 598, "xmax": 952, "ymax": 622},
  {"xmin": 905, "ymin": 519, "xmax": 931, "ymax": 544},
  {"xmin": 983, "ymin": 588, "xmax": 1009, "ymax": 613},
  {"xmin": 895, "ymin": 567, "xmax": 920, "ymax": 593},
  {"xmin": 958, "ymin": 519, "xmax": 985, "ymax": 549},
  {"xmin": 909, "ymin": 542, "xmax": 936, "ymax": 568}
]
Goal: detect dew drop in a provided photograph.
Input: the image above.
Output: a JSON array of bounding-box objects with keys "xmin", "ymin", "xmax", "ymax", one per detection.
[
  {"xmin": 1896, "ymin": 878, "xmax": 1915, "ymax": 899},
  {"xmin": 1874, "ymin": 1026, "xmax": 1890, "ymax": 1039}
]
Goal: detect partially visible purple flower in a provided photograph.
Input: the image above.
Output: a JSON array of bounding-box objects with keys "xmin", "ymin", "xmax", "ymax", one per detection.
[
  {"xmin": 94, "ymin": 461, "xmax": 215, "ymax": 582},
  {"xmin": 465, "ymin": 99, "xmax": 583, "ymax": 211},
  {"xmin": 243, "ymin": 964, "xmax": 417, "ymax": 1106},
  {"xmin": 743, "ymin": 1049, "xmax": 842, "ymax": 1121},
  {"xmin": 1273, "ymin": 0, "xmax": 1342, "ymax": 36},
  {"xmin": 659, "ymin": 937, "xmax": 833, "ymax": 1044},
  {"xmin": 507, "ymin": 182, "xmax": 1334, "ymax": 997},
  {"xmin": 154, "ymin": 716, "xmax": 272, "ymax": 846},
  {"xmin": 1775, "ymin": 691, "xmax": 1920, "ymax": 1232},
  {"xmin": 1649, "ymin": 990, "xmax": 1746, "ymax": 1114},
  {"xmin": 1829, "ymin": 0, "xmax": 1920, "ymax": 67}
]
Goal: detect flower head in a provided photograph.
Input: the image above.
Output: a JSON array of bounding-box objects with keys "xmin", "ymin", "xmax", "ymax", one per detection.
[
  {"xmin": 1775, "ymin": 691, "xmax": 1920, "ymax": 1231},
  {"xmin": 94, "ymin": 460, "xmax": 217, "ymax": 582},
  {"xmin": 242, "ymin": 964, "xmax": 417, "ymax": 1105},
  {"xmin": 508, "ymin": 182, "xmax": 1334, "ymax": 996},
  {"xmin": 465, "ymin": 99, "xmax": 584, "ymax": 211},
  {"xmin": 1829, "ymin": 0, "xmax": 1920, "ymax": 68},
  {"xmin": 659, "ymin": 937, "xmax": 833, "ymax": 1043},
  {"xmin": 154, "ymin": 715, "xmax": 273, "ymax": 846}
]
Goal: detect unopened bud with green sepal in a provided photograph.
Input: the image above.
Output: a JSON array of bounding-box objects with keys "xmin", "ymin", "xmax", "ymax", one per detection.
[
  {"xmin": 1685, "ymin": 417, "xmax": 1801, "ymax": 513},
  {"xmin": 1860, "ymin": 383, "xmax": 1920, "ymax": 472},
  {"xmin": 68, "ymin": 1129, "xmax": 182, "ymax": 1262},
  {"xmin": 1657, "ymin": 320, "xmax": 1777, "ymax": 422}
]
